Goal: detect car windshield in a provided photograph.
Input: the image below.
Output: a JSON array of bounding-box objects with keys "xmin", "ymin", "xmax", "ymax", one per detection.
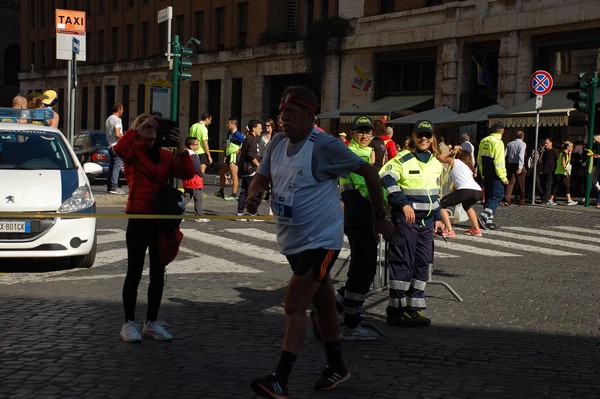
[
  {"xmin": 73, "ymin": 131, "xmax": 109, "ymax": 150},
  {"xmin": 0, "ymin": 130, "xmax": 75, "ymax": 170}
]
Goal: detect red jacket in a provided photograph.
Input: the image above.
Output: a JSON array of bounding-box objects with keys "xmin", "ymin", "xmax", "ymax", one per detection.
[
  {"xmin": 381, "ymin": 135, "xmax": 397, "ymax": 159},
  {"xmin": 114, "ymin": 129, "xmax": 195, "ymax": 214}
]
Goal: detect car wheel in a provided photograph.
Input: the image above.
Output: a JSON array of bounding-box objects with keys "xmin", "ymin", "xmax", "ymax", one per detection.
[{"xmin": 70, "ymin": 234, "xmax": 97, "ymax": 268}]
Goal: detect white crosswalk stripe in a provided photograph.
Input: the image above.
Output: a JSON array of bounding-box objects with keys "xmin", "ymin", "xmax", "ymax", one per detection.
[
  {"xmin": 496, "ymin": 227, "xmax": 600, "ymax": 252},
  {"xmin": 1, "ymin": 223, "xmax": 597, "ymax": 285}
]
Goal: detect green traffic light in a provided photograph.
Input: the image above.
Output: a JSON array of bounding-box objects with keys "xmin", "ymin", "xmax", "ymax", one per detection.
[{"xmin": 180, "ymin": 47, "xmax": 193, "ymax": 80}]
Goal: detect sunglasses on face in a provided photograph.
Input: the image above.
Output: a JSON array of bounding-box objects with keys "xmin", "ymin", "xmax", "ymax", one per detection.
[{"xmin": 416, "ymin": 131, "xmax": 433, "ymax": 139}]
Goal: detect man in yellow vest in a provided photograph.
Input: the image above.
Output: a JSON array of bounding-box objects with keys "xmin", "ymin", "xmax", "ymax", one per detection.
[
  {"xmin": 477, "ymin": 121, "xmax": 509, "ymax": 229},
  {"xmin": 380, "ymin": 120, "xmax": 443, "ymax": 327}
]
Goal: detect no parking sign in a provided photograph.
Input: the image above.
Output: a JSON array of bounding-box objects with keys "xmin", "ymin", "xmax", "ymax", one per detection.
[{"xmin": 529, "ymin": 70, "xmax": 553, "ymax": 96}]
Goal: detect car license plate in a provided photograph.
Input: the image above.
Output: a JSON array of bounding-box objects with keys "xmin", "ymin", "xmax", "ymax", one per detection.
[{"xmin": 0, "ymin": 220, "xmax": 31, "ymax": 233}]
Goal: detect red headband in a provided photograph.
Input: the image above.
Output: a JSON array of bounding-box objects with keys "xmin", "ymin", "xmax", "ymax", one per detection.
[{"xmin": 280, "ymin": 93, "xmax": 316, "ymax": 114}]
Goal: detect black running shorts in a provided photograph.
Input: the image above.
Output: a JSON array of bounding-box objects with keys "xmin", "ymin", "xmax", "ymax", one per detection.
[{"xmin": 286, "ymin": 248, "xmax": 340, "ymax": 284}]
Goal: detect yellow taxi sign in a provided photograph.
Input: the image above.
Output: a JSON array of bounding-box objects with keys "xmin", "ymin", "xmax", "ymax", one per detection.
[{"xmin": 56, "ymin": 9, "xmax": 86, "ymax": 33}]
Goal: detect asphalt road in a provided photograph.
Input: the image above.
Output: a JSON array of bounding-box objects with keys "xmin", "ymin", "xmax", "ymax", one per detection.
[{"xmin": 0, "ymin": 182, "xmax": 598, "ymax": 398}]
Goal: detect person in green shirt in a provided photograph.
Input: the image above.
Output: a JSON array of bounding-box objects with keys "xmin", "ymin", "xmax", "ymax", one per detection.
[{"xmin": 189, "ymin": 113, "xmax": 213, "ymax": 175}]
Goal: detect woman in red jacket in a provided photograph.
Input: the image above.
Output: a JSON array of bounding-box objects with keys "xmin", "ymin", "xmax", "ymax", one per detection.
[{"xmin": 114, "ymin": 114, "xmax": 195, "ymax": 343}]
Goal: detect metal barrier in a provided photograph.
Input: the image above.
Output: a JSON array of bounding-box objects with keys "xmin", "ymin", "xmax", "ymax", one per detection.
[{"xmin": 354, "ymin": 237, "xmax": 463, "ymax": 302}]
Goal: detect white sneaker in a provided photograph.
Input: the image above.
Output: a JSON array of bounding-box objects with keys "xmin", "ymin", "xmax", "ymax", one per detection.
[
  {"xmin": 340, "ymin": 325, "xmax": 379, "ymax": 341},
  {"xmin": 120, "ymin": 321, "xmax": 142, "ymax": 343},
  {"xmin": 235, "ymin": 213, "xmax": 248, "ymax": 221},
  {"xmin": 142, "ymin": 321, "xmax": 172, "ymax": 341},
  {"xmin": 566, "ymin": 200, "xmax": 578, "ymax": 206},
  {"xmin": 596, "ymin": 181, "xmax": 600, "ymax": 191},
  {"xmin": 248, "ymin": 213, "xmax": 264, "ymax": 222},
  {"xmin": 109, "ymin": 188, "xmax": 126, "ymax": 195},
  {"xmin": 194, "ymin": 218, "xmax": 210, "ymax": 222}
]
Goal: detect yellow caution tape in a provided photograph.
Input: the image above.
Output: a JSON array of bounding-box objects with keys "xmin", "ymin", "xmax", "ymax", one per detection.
[{"xmin": 0, "ymin": 212, "xmax": 273, "ymax": 221}]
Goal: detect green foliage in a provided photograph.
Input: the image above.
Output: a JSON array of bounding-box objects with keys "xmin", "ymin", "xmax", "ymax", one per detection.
[{"xmin": 303, "ymin": 17, "xmax": 354, "ymax": 75}]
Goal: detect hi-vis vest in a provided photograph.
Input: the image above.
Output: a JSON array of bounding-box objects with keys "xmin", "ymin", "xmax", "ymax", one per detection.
[
  {"xmin": 380, "ymin": 149, "xmax": 442, "ymax": 220},
  {"xmin": 477, "ymin": 132, "xmax": 507, "ymax": 180},
  {"xmin": 339, "ymin": 139, "xmax": 373, "ymax": 199}
]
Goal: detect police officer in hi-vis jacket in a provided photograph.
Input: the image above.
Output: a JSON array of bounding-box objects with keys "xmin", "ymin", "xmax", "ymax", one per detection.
[{"xmin": 379, "ymin": 120, "xmax": 443, "ymax": 327}]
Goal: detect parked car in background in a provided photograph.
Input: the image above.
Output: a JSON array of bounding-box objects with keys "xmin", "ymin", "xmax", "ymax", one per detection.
[
  {"xmin": 0, "ymin": 108, "xmax": 102, "ymax": 268},
  {"xmin": 73, "ymin": 130, "xmax": 125, "ymax": 184}
]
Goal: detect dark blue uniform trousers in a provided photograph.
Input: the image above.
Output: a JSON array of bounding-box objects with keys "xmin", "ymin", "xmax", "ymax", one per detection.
[{"xmin": 386, "ymin": 214, "xmax": 433, "ymax": 311}]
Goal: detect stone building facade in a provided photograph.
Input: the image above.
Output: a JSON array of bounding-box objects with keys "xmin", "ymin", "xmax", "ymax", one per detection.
[{"xmin": 17, "ymin": 0, "xmax": 600, "ymax": 151}]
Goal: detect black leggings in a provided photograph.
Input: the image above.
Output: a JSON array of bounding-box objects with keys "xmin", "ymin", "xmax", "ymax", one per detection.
[
  {"xmin": 123, "ymin": 219, "xmax": 166, "ymax": 322},
  {"xmin": 439, "ymin": 188, "xmax": 482, "ymax": 210}
]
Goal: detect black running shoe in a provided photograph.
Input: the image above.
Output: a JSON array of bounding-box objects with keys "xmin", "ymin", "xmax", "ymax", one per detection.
[
  {"xmin": 476, "ymin": 214, "xmax": 488, "ymax": 230},
  {"xmin": 251, "ymin": 374, "xmax": 288, "ymax": 399},
  {"xmin": 314, "ymin": 365, "xmax": 350, "ymax": 391},
  {"xmin": 408, "ymin": 309, "xmax": 431, "ymax": 326},
  {"xmin": 386, "ymin": 306, "xmax": 423, "ymax": 327},
  {"xmin": 485, "ymin": 222, "xmax": 499, "ymax": 230},
  {"xmin": 214, "ymin": 191, "xmax": 224, "ymax": 199}
]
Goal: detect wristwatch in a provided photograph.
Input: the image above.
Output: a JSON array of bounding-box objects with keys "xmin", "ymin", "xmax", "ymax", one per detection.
[{"xmin": 374, "ymin": 209, "xmax": 386, "ymax": 219}]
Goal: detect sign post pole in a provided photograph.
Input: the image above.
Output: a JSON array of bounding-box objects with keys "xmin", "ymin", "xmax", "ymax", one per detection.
[
  {"xmin": 528, "ymin": 70, "xmax": 553, "ymax": 205},
  {"xmin": 531, "ymin": 95, "xmax": 543, "ymax": 205},
  {"xmin": 584, "ymin": 72, "xmax": 598, "ymax": 207}
]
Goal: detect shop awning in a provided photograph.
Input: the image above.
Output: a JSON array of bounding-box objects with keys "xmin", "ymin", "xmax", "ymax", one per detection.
[
  {"xmin": 388, "ymin": 106, "xmax": 459, "ymax": 124},
  {"xmin": 443, "ymin": 104, "xmax": 506, "ymax": 126},
  {"xmin": 488, "ymin": 90, "xmax": 577, "ymax": 127},
  {"xmin": 337, "ymin": 95, "xmax": 432, "ymax": 123},
  {"xmin": 317, "ymin": 105, "xmax": 360, "ymax": 120}
]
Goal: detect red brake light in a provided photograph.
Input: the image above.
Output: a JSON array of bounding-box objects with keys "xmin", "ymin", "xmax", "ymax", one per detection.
[{"xmin": 91, "ymin": 152, "xmax": 108, "ymax": 162}]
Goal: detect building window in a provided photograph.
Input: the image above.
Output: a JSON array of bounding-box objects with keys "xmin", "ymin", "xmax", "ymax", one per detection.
[
  {"xmin": 86, "ymin": 32, "xmax": 92, "ymax": 62},
  {"xmin": 216, "ymin": 7, "xmax": 225, "ymax": 51},
  {"xmin": 231, "ymin": 78, "xmax": 243, "ymax": 123},
  {"xmin": 126, "ymin": 25, "xmax": 134, "ymax": 60},
  {"xmin": 122, "ymin": 85, "xmax": 130, "ymax": 129},
  {"xmin": 40, "ymin": 40, "xmax": 46, "ymax": 68},
  {"xmin": 287, "ymin": 1, "xmax": 297, "ymax": 33},
  {"xmin": 141, "ymin": 22, "xmax": 149, "ymax": 58},
  {"xmin": 111, "ymin": 27, "xmax": 119, "ymax": 61},
  {"xmin": 305, "ymin": 0, "xmax": 314, "ymax": 26},
  {"xmin": 378, "ymin": 58, "xmax": 436, "ymax": 95},
  {"xmin": 426, "ymin": 0, "xmax": 443, "ymax": 6},
  {"xmin": 321, "ymin": 0, "xmax": 329, "ymax": 18},
  {"xmin": 29, "ymin": 3, "xmax": 35, "ymax": 28},
  {"xmin": 30, "ymin": 42, "xmax": 35, "ymax": 67},
  {"xmin": 112, "ymin": 0, "xmax": 119, "ymax": 11},
  {"xmin": 381, "ymin": 0, "xmax": 395, "ymax": 13},
  {"xmin": 158, "ymin": 22, "xmax": 166, "ymax": 57},
  {"xmin": 81, "ymin": 87, "xmax": 88, "ymax": 130},
  {"xmin": 238, "ymin": 2, "xmax": 248, "ymax": 49},
  {"xmin": 195, "ymin": 11, "xmax": 205, "ymax": 50},
  {"xmin": 98, "ymin": 0, "xmax": 104, "ymax": 14},
  {"xmin": 94, "ymin": 86, "xmax": 101, "ymax": 130},
  {"xmin": 50, "ymin": 39, "xmax": 56, "ymax": 68},
  {"xmin": 137, "ymin": 84, "xmax": 145, "ymax": 116},
  {"xmin": 98, "ymin": 29, "xmax": 104, "ymax": 62},
  {"xmin": 175, "ymin": 14, "xmax": 185, "ymax": 38},
  {"xmin": 39, "ymin": 1, "xmax": 45, "ymax": 25}
]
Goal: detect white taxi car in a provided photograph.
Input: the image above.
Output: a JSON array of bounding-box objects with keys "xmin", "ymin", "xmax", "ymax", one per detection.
[{"xmin": 0, "ymin": 108, "xmax": 102, "ymax": 268}]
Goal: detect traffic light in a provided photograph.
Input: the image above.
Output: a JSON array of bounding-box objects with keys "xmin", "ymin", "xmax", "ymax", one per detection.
[
  {"xmin": 180, "ymin": 47, "xmax": 193, "ymax": 81},
  {"xmin": 567, "ymin": 74, "xmax": 590, "ymax": 112}
]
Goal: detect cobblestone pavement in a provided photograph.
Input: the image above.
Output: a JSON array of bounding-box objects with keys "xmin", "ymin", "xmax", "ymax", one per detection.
[{"xmin": 0, "ymin": 178, "xmax": 598, "ymax": 398}]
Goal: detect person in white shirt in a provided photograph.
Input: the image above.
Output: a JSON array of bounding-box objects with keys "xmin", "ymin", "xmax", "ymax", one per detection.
[
  {"xmin": 437, "ymin": 147, "xmax": 483, "ymax": 237},
  {"xmin": 106, "ymin": 103, "xmax": 125, "ymax": 194}
]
